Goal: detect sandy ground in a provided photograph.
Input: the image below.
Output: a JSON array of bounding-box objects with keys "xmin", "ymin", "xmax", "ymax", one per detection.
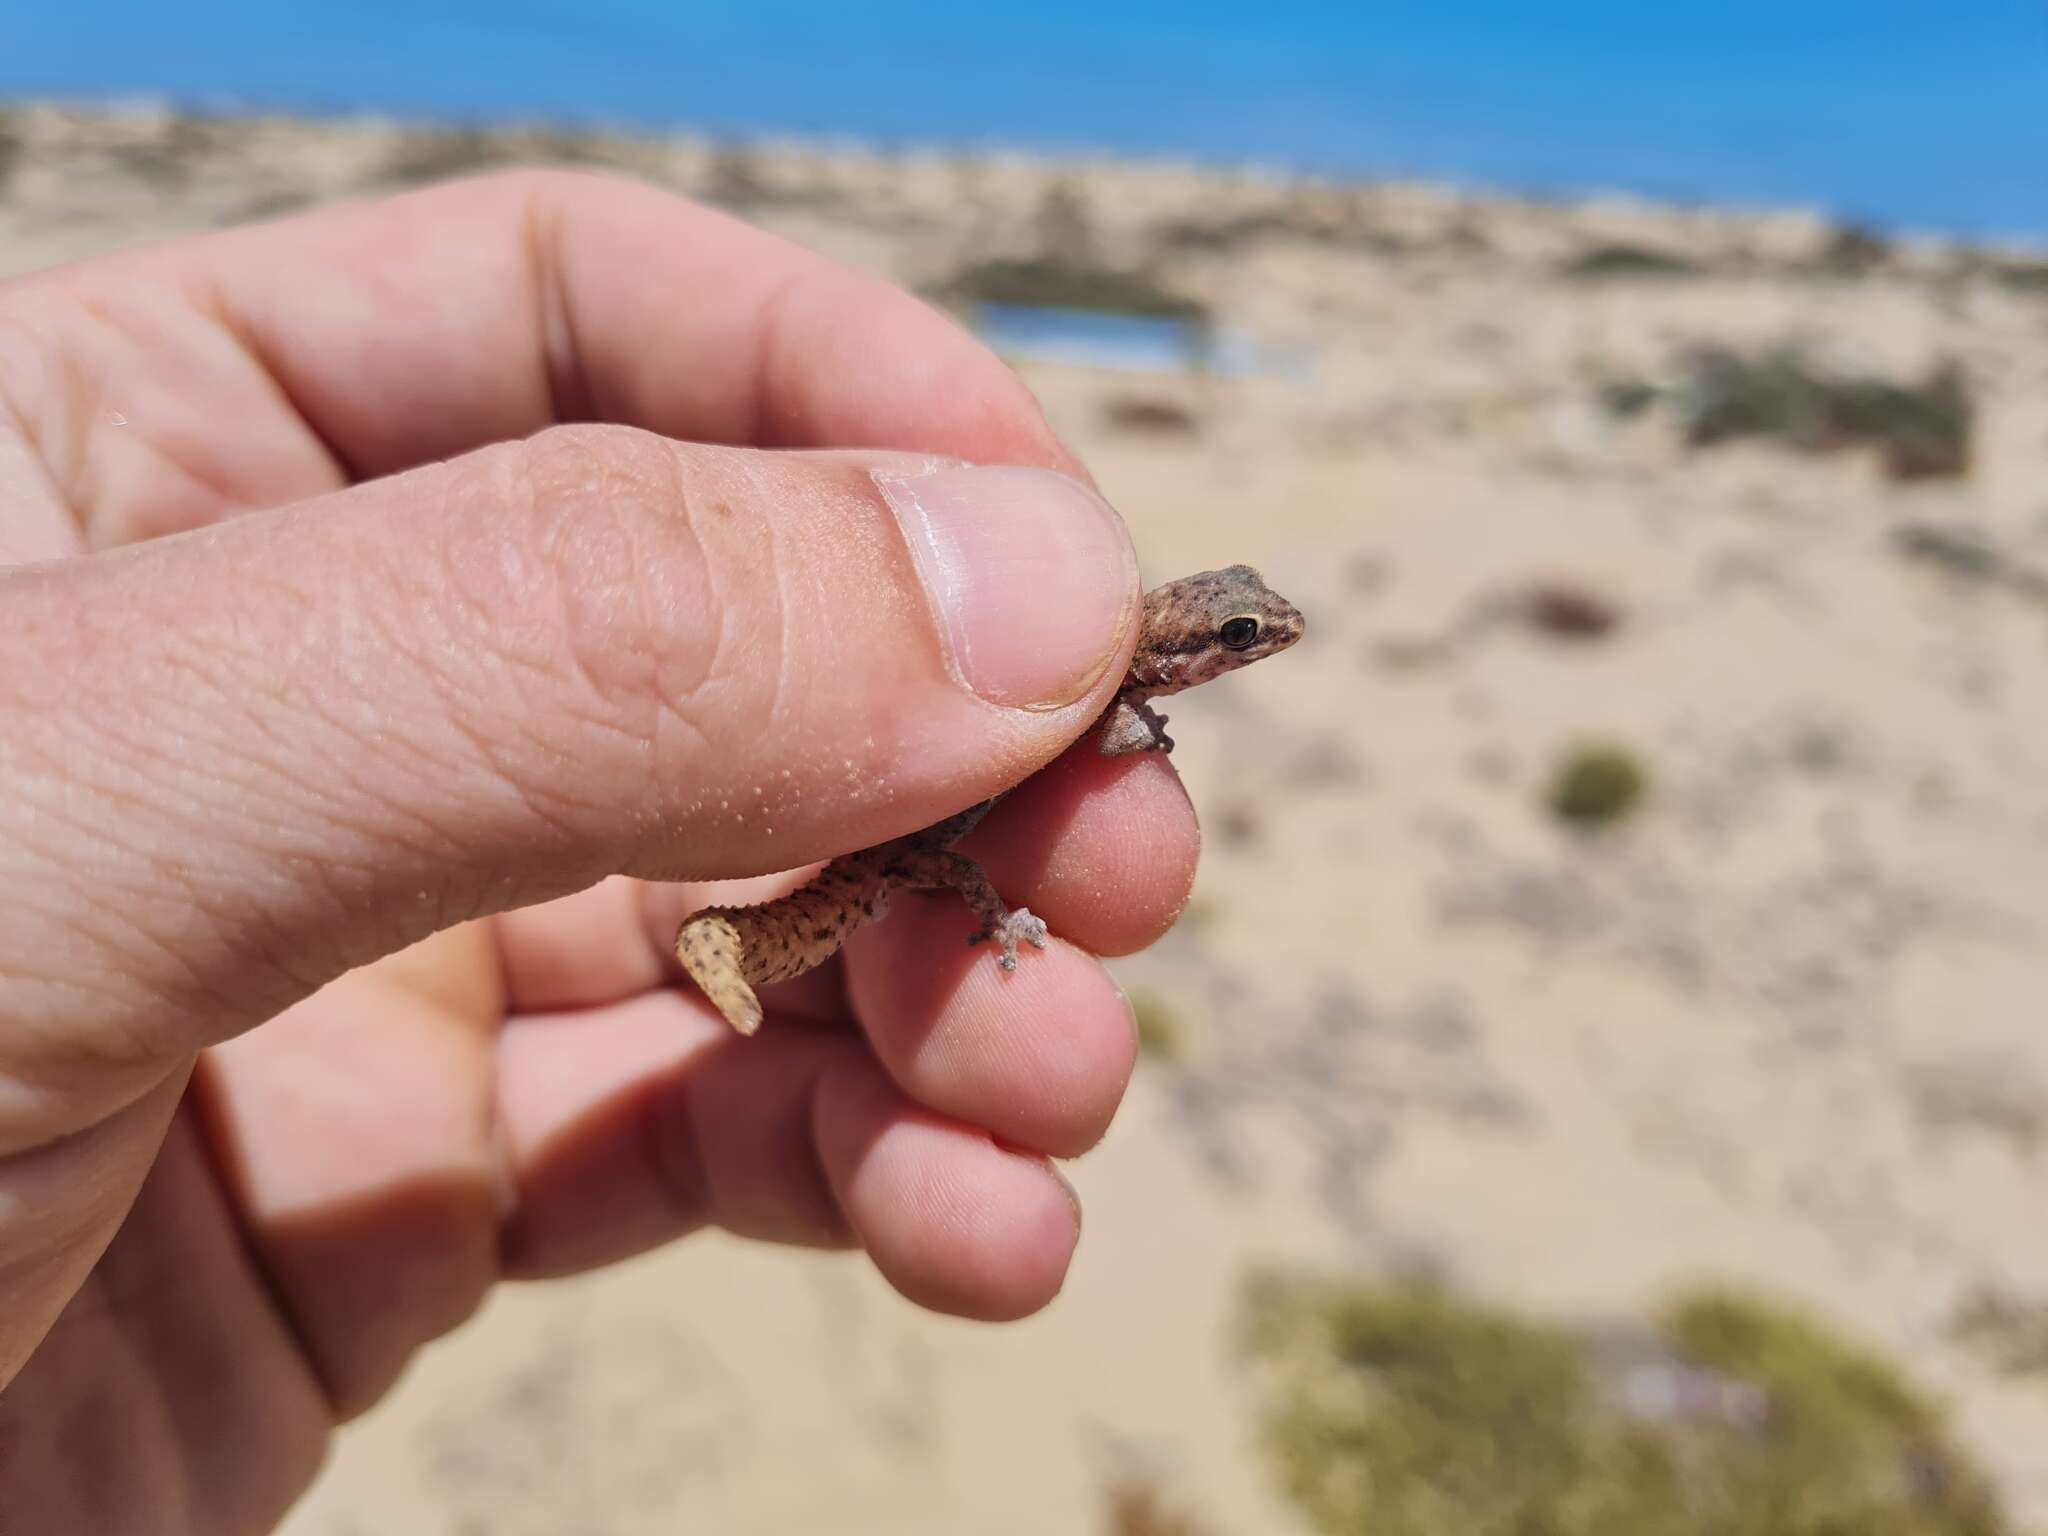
[{"xmin": 8, "ymin": 102, "xmax": 2048, "ymax": 1532}]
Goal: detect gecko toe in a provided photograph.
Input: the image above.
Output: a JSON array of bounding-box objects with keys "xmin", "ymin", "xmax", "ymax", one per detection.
[
  {"xmin": 984, "ymin": 908, "xmax": 1050, "ymax": 972},
  {"xmin": 1011, "ymin": 907, "xmax": 1050, "ymax": 950}
]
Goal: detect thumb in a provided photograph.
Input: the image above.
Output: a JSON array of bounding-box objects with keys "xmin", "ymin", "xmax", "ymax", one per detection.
[{"xmin": 0, "ymin": 425, "xmax": 1138, "ymax": 1135}]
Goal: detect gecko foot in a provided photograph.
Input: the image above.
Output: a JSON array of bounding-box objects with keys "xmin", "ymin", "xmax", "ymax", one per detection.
[
  {"xmin": 970, "ymin": 906, "xmax": 1050, "ymax": 971},
  {"xmin": 1097, "ymin": 698, "xmax": 1174, "ymax": 756}
]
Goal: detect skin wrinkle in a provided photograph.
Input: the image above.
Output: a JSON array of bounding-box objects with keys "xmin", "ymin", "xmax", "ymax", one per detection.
[
  {"xmin": 0, "ymin": 1197, "xmax": 139, "ymax": 1350},
  {"xmin": 527, "ymin": 188, "xmax": 599, "ymax": 426},
  {"xmin": 19, "ymin": 642, "xmax": 343, "ymax": 1025},
  {"xmin": 0, "ymin": 298, "xmax": 95, "ymax": 537},
  {"xmin": 799, "ymin": 1063, "xmax": 861, "ymax": 1249},
  {"xmin": 670, "ymin": 1039, "xmax": 851, "ymax": 1246},
  {"xmin": 106, "ymin": 1271, "xmax": 204, "ymax": 1536},
  {"xmin": 1, "ymin": 563, "xmax": 479, "ymax": 1079},
  {"xmin": 0, "ymin": 352, "xmax": 75, "ymax": 553},
  {"xmin": 359, "ymin": 458, "xmax": 620, "ymax": 870},
  {"xmin": 533, "ymin": 446, "xmax": 669, "ymax": 740},
  {"xmin": 45, "ymin": 286, "xmax": 267, "ymax": 549},
  {"xmin": 276, "ymin": 528, "xmax": 569, "ymax": 950},
  {"xmin": 342, "ymin": 537, "xmax": 595, "ymax": 889},
  {"xmin": 778, "ymin": 1052, "xmax": 860, "ymax": 1247},
  {"xmin": 199, "ymin": 643, "xmax": 488, "ymax": 903},
  {"xmin": 637, "ymin": 1063, "xmax": 713, "ymax": 1253},
  {"xmin": 420, "ymin": 608, "xmax": 616, "ymax": 864},
  {"xmin": 557, "ymin": 435, "xmax": 736, "ymax": 847},
  {"xmin": 3, "ymin": 768, "xmax": 240, "ymax": 1036},
  {"xmin": 755, "ymin": 477, "xmax": 797, "ymax": 807},
  {"xmin": 744, "ymin": 266, "xmax": 813, "ymax": 450},
  {"xmin": 662, "ymin": 1058, "xmax": 732, "ymax": 1233},
  {"xmin": 0, "ymin": 986, "xmax": 176, "ymax": 1167},
  {"xmin": 636, "ymin": 442, "xmax": 722, "ymax": 783},
  {"xmin": 182, "ymin": 1057, "xmax": 368, "ymax": 1424},
  {"xmin": 87, "ymin": 1113, "xmax": 326, "ymax": 1529},
  {"xmin": 173, "ymin": 261, "xmax": 353, "ymax": 493},
  {"xmin": 111, "ymin": 550, "xmax": 493, "ymax": 983}
]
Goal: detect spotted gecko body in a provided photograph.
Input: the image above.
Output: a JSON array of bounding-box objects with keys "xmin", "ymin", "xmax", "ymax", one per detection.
[{"xmin": 676, "ymin": 566, "xmax": 1305, "ymax": 1034}]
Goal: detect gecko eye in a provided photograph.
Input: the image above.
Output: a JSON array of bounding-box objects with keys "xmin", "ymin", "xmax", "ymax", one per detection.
[{"xmin": 1220, "ymin": 615, "xmax": 1261, "ymax": 650}]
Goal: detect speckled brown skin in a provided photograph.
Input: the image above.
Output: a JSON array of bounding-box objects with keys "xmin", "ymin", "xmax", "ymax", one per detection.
[{"xmin": 677, "ymin": 566, "xmax": 1305, "ymax": 1034}]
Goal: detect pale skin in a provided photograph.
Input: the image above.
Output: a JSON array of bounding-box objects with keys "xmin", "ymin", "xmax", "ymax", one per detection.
[{"xmin": 0, "ymin": 172, "xmax": 1209, "ymax": 1535}]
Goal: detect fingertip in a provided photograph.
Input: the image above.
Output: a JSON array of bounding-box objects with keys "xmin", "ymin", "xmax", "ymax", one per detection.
[
  {"xmin": 812, "ymin": 1060, "xmax": 1078, "ymax": 1321},
  {"xmin": 846, "ymin": 901, "xmax": 1138, "ymax": 1158},
  {"xmin": 968, "ymin": 744, "xmax": 1202, "ymax": 957}
]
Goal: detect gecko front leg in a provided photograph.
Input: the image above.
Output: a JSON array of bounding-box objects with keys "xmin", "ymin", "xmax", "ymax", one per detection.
[{"xmin": 1096, "ymin": 695, "xmax": 1173, "ymax": 756}]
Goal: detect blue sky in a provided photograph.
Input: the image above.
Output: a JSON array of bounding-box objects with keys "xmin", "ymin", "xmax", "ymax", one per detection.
[{"xmin": 5, "ymin": 0, "xmax": 2044, "ymax": 236}]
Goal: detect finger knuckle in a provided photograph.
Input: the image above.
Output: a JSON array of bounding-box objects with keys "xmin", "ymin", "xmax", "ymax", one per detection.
[{"xmin": 509, "ymin": 424, "xmax": 767, "ymax": 756}]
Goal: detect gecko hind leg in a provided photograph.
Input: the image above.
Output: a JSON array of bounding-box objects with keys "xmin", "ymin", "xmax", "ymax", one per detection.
[{"xmin": 892, "ymin": 850, "xmax": 1050, "ymax": 971}]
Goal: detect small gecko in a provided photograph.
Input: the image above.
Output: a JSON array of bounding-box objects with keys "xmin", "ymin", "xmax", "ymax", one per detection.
[{"xmin": 676, "ymin": 565, "xmax": 1306, "ymax": 1034}]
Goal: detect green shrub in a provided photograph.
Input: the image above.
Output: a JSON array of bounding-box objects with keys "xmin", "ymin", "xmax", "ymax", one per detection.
[
  {"xmin": 1675, "ymin": 348, "xmax": 1973, "ymax": 480},
  {"xmin": 1562, "ymin": 243, "xmax": 1703, "ymax": 280},
  {"xmin": 0, "ymin": 109, "xmax": 20, "ymax": 192},
  {"xmin": 1128, "ymin": 989, "xmax": 1188, "ymax": 1061},
  {"xmin": 1248, "ymin": 1278, "xmax": 2008, "ymax": 1536},
  {"xmin": 1549, "ymin": 744, "xmax": 1648, "ymax": 827},
  {"xmin": 940, "ymin": 255, "xmax": 1210, "ymax": 324},
  {"xmin": 379, "ymin": 128, "xmax": 521, "ymax": 186}
]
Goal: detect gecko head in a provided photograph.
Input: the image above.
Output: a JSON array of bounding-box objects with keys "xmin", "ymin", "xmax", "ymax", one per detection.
[{"xmin": 1136, "ymin": 564, "xmax": 1305, "ymax": 693}]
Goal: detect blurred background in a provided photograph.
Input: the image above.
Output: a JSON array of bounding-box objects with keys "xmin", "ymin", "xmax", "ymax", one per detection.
[{"xmin": 6, "ymin": 5, "xmax": 2048, "ymax": 1534}]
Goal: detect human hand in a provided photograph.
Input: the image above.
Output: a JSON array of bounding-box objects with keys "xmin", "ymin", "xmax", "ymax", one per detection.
[{"xmin": 0, "ymin": 173, "xmax": 1198, "ymax": 1533}]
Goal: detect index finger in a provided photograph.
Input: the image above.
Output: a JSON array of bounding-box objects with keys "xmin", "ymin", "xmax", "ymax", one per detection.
[{"xmin": 39, "ymin": 169, "xmax": 1081, "ymax": 483}]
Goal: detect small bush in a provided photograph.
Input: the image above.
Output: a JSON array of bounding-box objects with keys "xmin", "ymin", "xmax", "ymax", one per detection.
[
  {"xmin": 1815, "ymin": 223, "xmax": 1894, "ymax": 276},
  {"xmin": 1596, "ymin": 377, "xmax": 1659, "ymax": 419},
  {"xmin": 1248, "ymin": 1277, "xmax": 2009, "ymax": 1536},
  {"xmin": 1986, "ymin": 255, "xmax": 2048, "ymax": 294},
  {"xmin": 1101, "ymin": 394, "xmax": 1201, "ymax": 435},
  {"xmin": 1034, "ymin": 181, "xmax": 1095, "ymax": 260},
  {"xmin": 1521, "ymin": 582, "xmax": 1624, "ymax": 640},
  {"xmin": 1674, "ymin": 348, "xmax": 1973, "ymax": 480},
  {"xmin": 1106, "ymin": 1478, "xmax": 1211, "ymax": 1536},
  {"xmin": 1549, "ymin": 744, "xmax": 1648, "ymax": 827},
  {"xmin": 1947, "ymin": 1286, "xmax": 2048, "ymax": 1377},
  {"xmin": 379, "ymin": 128, "xmax": 520, "ymax": 187},
  {"xmin": 1128, "ymin": 990, "xmax": 1188, "ymax": 1061},
  {"xmin": 0, "ymin": 109, "xmax": 20, "ymax": 192},
  {"xmin": 1563, "ymin": 243, "xmax": 1703, "ymax": 280},
  {"xmin": 1154, "ymin": 207, "xmax": 1346, "ymax": 253},
  {"xmin": 702, "ymin": 147, "xmax": 767, "ymax": 208},
  {"xmin": 941, "ymin": 256, "xmax": 1210, "ymax": 325}
]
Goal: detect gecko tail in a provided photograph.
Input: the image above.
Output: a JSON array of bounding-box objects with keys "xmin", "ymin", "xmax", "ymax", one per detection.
[{"xmin": 676, "ymin": 912, "xmax": 765, "ymax": 1036}]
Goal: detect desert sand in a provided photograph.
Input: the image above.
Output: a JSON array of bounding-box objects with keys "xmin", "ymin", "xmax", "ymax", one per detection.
[{"xmin": 6, "ymin": 101, "xmax": 2048, "ymax": 1532}]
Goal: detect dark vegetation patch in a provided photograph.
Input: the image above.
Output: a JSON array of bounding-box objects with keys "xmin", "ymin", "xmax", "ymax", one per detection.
[
  {"xmin": 1521, "ymin": 582, "xmax": 1625, "ymax": 641},
  {"xmin": 1947, "ymin": 1286, "xmax": 2048, "ymax": 1378},
  {"xmin": 0, "ymin": 109, "xmax": 20, "ymax": 193},
  {"xmin": 1106, "ymin": 1478, "xmax": 1212, "ymax": 1536},
  {"xmin": 1550, "ymin": 743, "xmax": 1649, "ymax": 827},
  {"xmin": 1100, "ymin": 393, "xmax": 1202, "ymax": 435},
  {"xmin": 1248, "ymin": 1277, "xmax": 2009, "ymax": 1536},
  {"xmin": 1562, "ymin": 242, "xmax": 1705, "ymax": 280},
  {"xmin": 941, "ymin": 254, "xmax": 1210, "ymax": 324},
  {"xmin": 379, "ymin": 127, "xmax": 528, "ymax": 186},
  {"xmin": 1673, "ymin": 348, "xmax": 1973, "ymax": 480}
]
